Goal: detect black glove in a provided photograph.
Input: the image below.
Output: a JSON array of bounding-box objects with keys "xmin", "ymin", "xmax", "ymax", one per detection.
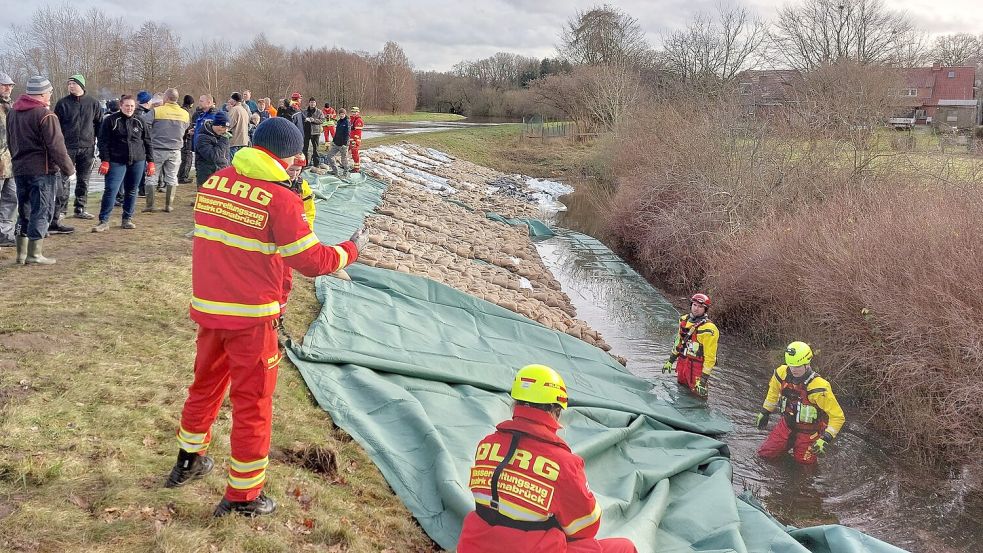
[{"xmin": 754, "ymin": 410, "xmax": 771, "ymax": 429}]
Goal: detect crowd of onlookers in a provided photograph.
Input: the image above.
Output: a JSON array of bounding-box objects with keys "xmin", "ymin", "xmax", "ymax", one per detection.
[{"xmin": 0, "ymin": 72, "xmax": 364, "ymax": 265}]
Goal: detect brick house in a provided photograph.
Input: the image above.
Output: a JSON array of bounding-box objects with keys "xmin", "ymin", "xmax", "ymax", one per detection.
[{"xmin": 899, "ymin": 64, "xmax": 978, "ymax": 128}]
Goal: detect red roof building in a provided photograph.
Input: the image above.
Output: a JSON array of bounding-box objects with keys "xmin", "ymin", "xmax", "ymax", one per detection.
[{"xmin": 900, "ymin": 64, "xmax": 978, "ymax": 127}]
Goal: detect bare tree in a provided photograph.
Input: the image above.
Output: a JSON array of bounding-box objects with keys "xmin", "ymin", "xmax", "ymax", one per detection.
[
  {"xmin": 561, "ymin": 4, "xmax": 651, "ymax": 67},
  {"xmin": 377, "ymin": 42, "xmax": 416, "ymax": 114},
  {"xmin": 662, "ymin": 5, "xmax": 766, "ymax": 93},
  {"xmin": 769, "ymin": 0, "xmax": 924, "ymax": 70},
  {"xmin": 128, "ymin": 21, "xmax": 180, "ymax": 91},
  {"xmin": 931, "ymin": 33, "xmax": 983, "ymax": 66}
]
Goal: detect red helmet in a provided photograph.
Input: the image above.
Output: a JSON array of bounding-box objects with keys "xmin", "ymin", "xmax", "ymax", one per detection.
[
  {"xmin": 290, "ymin": 91, "xmax": 301, "ymax": 100},
  {"xmin": 691, "ymin": 293, "xmax": 711, "ymax": 308}
]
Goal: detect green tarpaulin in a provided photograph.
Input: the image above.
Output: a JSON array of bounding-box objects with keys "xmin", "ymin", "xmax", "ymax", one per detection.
[
  {"xmin": 486, "ymin": 211, "xmax": 556, "ymax": 239},
  {"xmin": 286, "ymin": 173, "xmax": 907, "ymax": 553}
]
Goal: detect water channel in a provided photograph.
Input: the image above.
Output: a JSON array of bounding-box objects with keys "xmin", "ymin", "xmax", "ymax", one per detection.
[{"xmin": 535, "ymin": 186, "xmax": 983, "ymax": 553}]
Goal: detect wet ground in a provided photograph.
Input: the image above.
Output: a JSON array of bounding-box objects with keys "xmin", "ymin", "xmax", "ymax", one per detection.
[
  {"xmin": 533, "ymin": 195, "xmax": 983, "ymax": 552},
  {"xmin": 361, "ymin": 117, "xmax": 515, "ymax": 139}
]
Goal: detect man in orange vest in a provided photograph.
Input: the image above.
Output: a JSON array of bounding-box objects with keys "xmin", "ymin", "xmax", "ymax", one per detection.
[
  {"xmin": 662, "ymin": 293, "xmax": 719, "ymax": 398},
  {"xmin": 163, "ymin": 117, "xmax": 368, "ymax": 517},
  {"xmin": 349, "ymin": 106, "xmax": 363, "ymax": 172},
  {"xmin": 755, "ymin": 341, "xmax": 846, "ymax": 465},
  {"xmin": 458, "ymin": 364, "xmax": 638, "ymax": 553},
  {"xmin": 322, "ymin": 102, "xmax": 336, "ymax": 143}
]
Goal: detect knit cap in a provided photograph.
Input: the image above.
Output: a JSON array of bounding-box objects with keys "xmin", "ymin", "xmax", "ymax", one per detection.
[
  {"xmin": 68, "ymin": 74, "xmax": 86, "ymax": 90},
  {"xmin": 252, "ymin": 117, "xmax": 303, "ymax": 158},
  {"xmin": 136, "ymin": 90, "xmax": 152, "ymax": 104},
  {"xmin": 212, "ymin": 111, "xmax": 229, "ymax": 127},
  {"xmin": 26, "ymin": 76, "xmax": 53, "ymax": 95}
]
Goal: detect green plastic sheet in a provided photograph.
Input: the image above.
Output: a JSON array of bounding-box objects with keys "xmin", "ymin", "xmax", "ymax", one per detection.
[
  {"xmin": 285, "ymin": 173, "xmax": 907, "ymax": 553},
  {"xmin": 486, "ymin": 211, "xmax": 556, "ymax": 239}
]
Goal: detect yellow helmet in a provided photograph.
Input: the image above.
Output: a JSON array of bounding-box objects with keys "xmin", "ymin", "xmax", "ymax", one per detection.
[
  {"xmin": 784, "ymin": 341, "xmax": 813, "ymax": 367},
  {"xmin": 351, "ymin": 106, "xmax": 360, "ymax": 113},
  {"xmin": 510, "ymin": 364, "xmax": 568, "ymax": 409}
]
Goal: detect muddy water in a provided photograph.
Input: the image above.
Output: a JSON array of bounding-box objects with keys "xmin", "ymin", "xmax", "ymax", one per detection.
[{"xmin": 533, "ymin": 196, "xmax": 983, "ymax": 552}]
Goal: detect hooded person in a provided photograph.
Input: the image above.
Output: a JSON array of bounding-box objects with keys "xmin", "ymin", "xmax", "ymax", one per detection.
[
  {"xmin": 193, "ymin": 110, "xmax": 230, "ymax": 187},
  {"xmin": 7, "ymin": 76, "xmax": 76, "ymax": 265},
  {"xmin": 164, "ymin": 116, "xmax": 368, "ymax": 517}
]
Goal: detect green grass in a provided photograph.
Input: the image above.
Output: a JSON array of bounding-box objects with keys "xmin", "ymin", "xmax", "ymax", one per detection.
[
  {"xmin": 361, "ymin": 111, "xmax": 466, "ymax": 123},
  {"xmin": 364, "ymin": 124, "xmax": 602, "ymax": 179},
  {"xmin": 0, "ymin": 190, "xmax": 439, "ymax": 552}
]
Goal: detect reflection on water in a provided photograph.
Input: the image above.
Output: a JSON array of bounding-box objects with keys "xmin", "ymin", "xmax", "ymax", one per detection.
[
  {"xmin": 536, "ymin": 227, "xmax": 983, "ymax": 552},
  {"xmin": 362, "ymin": 119, "xmax": 513, "ymax": 140}
]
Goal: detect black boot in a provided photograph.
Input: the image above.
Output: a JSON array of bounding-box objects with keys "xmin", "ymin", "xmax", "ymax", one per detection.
[
  {"xmin": 275, "ymin": 316, "xmax": 292, "ymax": 349},
  {"xmin": 213, "ymin": 492, "xmax": 277, "ymax": 517},
  {"xmin": 164, "ymin": 449, "xmax": 214, "ymax": 488}
]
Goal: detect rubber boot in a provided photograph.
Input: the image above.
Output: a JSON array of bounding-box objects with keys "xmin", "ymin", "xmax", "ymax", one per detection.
[
  {"xmin": 143, "ymin": 185, "xmax": 156, "ymax": 212},
  {"xmin": 164, "ymin": 449, "xmax": 215, "ymax": 488},
  {"xmin": 164, "ymin": 185, "xmax": 175, "ymax": 212},
  {"xmin": 15, "ymin": 236, "xmax": 28, "ymax": 264},
  {"xmin": 213, "ymin": 492, "xmax": 277, "ymax": 518},
  {"xmin": 25, "ymin": 239, "xmax": 55, "ymax": 265}
]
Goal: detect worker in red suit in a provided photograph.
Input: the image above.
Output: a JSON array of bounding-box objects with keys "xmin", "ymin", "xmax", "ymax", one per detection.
[
  {"xmin": 321, "ymin": 102, "xmax": 336, "ymax": 144},
  {"xmin": 163, "ymin": 117, "xmax": 368, "ymax": 517},
  {"xmin": 458, "ymin": 364, "xmax": 638, "ymax": 553},
  {"xmin": 349, "ymin": 106, "xmax": 363, "ymax": 173}
]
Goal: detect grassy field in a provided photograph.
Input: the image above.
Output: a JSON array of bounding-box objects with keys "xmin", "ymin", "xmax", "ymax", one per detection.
[
  {"xmin": 364, "ymin": 124, "xmax": 603, "ymax": 179},
  {"xmin": 361, "ymin": 112, "xmax": 466, "ymax": 124},
  {"xmin": 0, "ymin": 189, "xmax": 438, "ymax": 552}
]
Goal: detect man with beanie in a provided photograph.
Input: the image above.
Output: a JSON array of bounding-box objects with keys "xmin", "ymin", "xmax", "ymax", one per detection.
[
  {"xmin": 178, "ymin": 94, "xmax": 196, "ymax": 184},
  {"xmin": 0, "ymin": 72, "xmax": 16, "ymax": 247},
  {"xmin": 226, "ymin": 92, "xmax": 250, "ymax": 159},
  {"xmin": 145, "ymin": 88, "xmax": 187, "ymax": 213},
  {"xmin": 164, "ymin": 116, "xmax": 368, "ymax": 517},
  {"xmin": 53, "ymin": 74, "xmax": 101, "ymax": 222},
  {"xmin": 193, "ymin": 110, "xmax": 230, "ymax": 186},
  {"xmin": 135, "ymin": 90, "xmax": 154, "ymax": 197},
  {"xmin": 301, "ymin": 97, "xmax": 324, "ymax": 166},
  {"xmin": 7, "ymin": 76, "xmax": 75, "ymax": 265}
]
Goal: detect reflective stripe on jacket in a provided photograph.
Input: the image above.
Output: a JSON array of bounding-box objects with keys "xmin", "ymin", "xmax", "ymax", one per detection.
[
  {"xmin": 458, "ymin": 406, "xmax": 603, "ymax": 552},
  {"xmin": 190, "ymin": 147, "xmax": 357, "ymax": 330},
  {"xmin": 673, "ymin": 314, "xmax": 719, "ymax": 373}
]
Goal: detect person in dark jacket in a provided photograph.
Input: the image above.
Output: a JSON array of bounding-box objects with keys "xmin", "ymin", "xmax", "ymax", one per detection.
[
  {"xmin": 277, "ymin": 98, "xmax": 297, "ymax": 122},
  {"xmin": 7, "ymin": 75, "xmax": 76, "ymax": 265},
  {"xmin": 135, "ymin": 90, "xmax": 153, "ymax": 197},
  {"xmin": 53, "ymin": 74, "xmax": 101, "ymax": 222},
  {"xmin": 324, "ymin": 108, "xmax": 350, "ymax": 178},
  {"xmin": 194, "ymin": 110, "xmax": 230, "ymax": 187},
  {"xmin": 192, "ymin": 94, "xmax": 219, "ymax": 150},
  {"xmin": 301, "ymin": 97, "xmax": 325, "ymax": 165},
  {"xmin": 92, "ymin": 94, "xmax": 153, "ymax": 232},
  {"xmin": 178, "ymin": 94, "xmax": 196, "ymax": 184}
]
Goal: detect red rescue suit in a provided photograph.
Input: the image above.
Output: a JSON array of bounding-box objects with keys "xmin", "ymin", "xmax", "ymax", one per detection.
[
  {"xmin": 458, "ymin": 406, "xmax": 638, "ymax": 553},
  {"xmin": 349, "ymin": 112, "xmax": 363, "ymax": 172},
  {"xmin": 671, "ymin": 314, "xmax": 719, "ymax": 393},
  {"xmin": 757, "ymin": 365, "xmax": 845, "ymax": 465},
  {"xmin": 177, "ymin": 147, "xmax": 357, "ymax": 502},
  {"xmin": 322, "ymin": 107, "xmax": 336, "ymax": 143}
]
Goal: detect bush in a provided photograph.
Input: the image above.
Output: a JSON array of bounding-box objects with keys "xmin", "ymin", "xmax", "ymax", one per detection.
[
  {"xmin": 710, "ymin": 185, "xmax": 983, "ymax": 465},
  {"xmin": 600, "ymin": 98, "xmax": 983, "ymax": 467}
]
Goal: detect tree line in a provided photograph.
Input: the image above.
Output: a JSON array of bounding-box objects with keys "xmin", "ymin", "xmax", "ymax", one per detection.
[{"xmin": 1, "ymin": 4, "xmax": 416, "ymax": 113}]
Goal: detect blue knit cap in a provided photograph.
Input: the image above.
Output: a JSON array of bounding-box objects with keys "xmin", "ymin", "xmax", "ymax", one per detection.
[
  {"xmin": 136, "ymin": 90, "xmax": 152, "ymax": 104},
  {"xmin": 212, "ymin": 111, "xmax": 229, "ymax": 127},
  {"xmin": 252, "ymin": 117, "xmax": 303, "ymax": 158}
]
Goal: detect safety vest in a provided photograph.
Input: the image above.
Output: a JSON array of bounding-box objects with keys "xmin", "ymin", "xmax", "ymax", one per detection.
[
  {"xmin": 322, "ymin": 107, "xmax": 336, "ymax": 127},
  {"xmin": 674, "ymin": 315, "xmax": 707, "ymax": 360},
  {"xmin": 777, "ymin": 370, "xmax": 826, "ymax": 431}
]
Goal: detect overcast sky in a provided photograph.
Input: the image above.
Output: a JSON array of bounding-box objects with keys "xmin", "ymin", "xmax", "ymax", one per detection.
[{"xmin": 3, "ymin": 0, "xmax": 982, "ymax": 70}]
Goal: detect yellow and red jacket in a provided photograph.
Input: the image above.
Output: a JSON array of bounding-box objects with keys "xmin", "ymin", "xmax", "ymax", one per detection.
[
  {"xmin": 322, "ymin": 107, "xmax": 336, "ymax": 127},
  {"xmin": 350, "ymin": 113, "xmax": 363, "ymax": 140},
  {"xmin": 762, "ymin": 365, "xmax": 845, "ymax": 437},
  {"xmin": 458, "ymin": 406, "xmax": 603, "ymax": 552},
  {"xmin": 672, "ymin": 314, "xmax": 719, "ymax": 374},
  {"xmin": 191, "ymin": 147, "xmax": 357, "ymax": 329}
]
